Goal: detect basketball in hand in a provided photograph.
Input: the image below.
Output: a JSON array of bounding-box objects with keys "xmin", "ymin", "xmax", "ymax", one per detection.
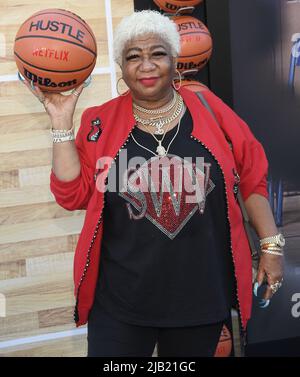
[{"xmin": 14, "ymin": 9, "xmax": 97, "ymax": 92}]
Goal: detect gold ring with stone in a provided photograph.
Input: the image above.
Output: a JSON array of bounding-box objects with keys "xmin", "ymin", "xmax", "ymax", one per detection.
[{"xmin": 269, "ymin": 279, "xmax": 283, "ymax": 294}]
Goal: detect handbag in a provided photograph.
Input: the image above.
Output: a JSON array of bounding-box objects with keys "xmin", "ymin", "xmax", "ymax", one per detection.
[{"xmin": 195, "ymin": 91, "xmax": 260, "ymax": 283}]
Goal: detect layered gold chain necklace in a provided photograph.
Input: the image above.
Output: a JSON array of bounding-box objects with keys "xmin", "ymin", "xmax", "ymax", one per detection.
[
  {"xmin": 132, "ymin": 90, "xmax": 185, "ymax": 157},
  {"xmin": 133, "ymin": 90, "xmax": 184, "ymax": 135}
]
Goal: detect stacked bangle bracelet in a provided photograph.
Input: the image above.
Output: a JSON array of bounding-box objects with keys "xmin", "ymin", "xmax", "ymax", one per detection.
[
  {"xmin": 51, "ymin": 127, "xmax": 75, "ymax": 143},
  {"xmin": 259, "ymin": 233, "xmax": 285, "ymax": 256},
  {"xmin": 260, "ymin": 247, "xmax": 283, "ymax": 256}
]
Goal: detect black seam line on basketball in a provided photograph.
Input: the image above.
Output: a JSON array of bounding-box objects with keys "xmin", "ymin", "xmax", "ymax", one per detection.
[
  {"xmin": 14, "ymin": 51, "xmax": 95, "ymax": 73},
  {"xmin": 15, "ymin": 35, "xmax": 96, "ymax": 57},
  {"xmin": 180, "ymin": 31, "xmax": 211, "ymax": 37},
  {"xmin": 19, "ymin": 11, "xmax": 97, "ymax": 51},
  {"xmin": 180, "ymin": 48, "xmax": 212, "ymax": 58}
]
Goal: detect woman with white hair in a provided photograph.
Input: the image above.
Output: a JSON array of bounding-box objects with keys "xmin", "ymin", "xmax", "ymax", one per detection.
[{"xmin": 22, "ymin": 10, "xmax": 284, "ymax": 357}]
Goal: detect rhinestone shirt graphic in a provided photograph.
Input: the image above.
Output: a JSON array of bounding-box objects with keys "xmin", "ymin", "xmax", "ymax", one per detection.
[{"xmin": 119, "ymin": 154, "xmax": 215, "ymax": 239}]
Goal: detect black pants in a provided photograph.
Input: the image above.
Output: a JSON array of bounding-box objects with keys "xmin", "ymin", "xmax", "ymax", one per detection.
[{"xmin": 87, "ymin": 299, "xmax": 225, "ymax": 357}]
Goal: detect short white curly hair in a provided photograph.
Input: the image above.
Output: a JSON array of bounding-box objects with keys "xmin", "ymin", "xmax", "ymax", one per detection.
[{"xmin": 113, "ymin": 10, "xmax": 180, "ymax": 66}]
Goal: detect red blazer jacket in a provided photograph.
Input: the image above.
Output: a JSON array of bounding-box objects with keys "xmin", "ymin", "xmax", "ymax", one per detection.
[{"xmin": 50, "ymin": 87, "xmax": 269, "ymax": 331}]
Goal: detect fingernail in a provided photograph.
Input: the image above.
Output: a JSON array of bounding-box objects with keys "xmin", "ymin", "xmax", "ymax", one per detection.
[
  {"xmin": 17, "ymin": 72, "xmax": 25, "ymax": 83},
  {"xmin": 253, "ymin": 282, "xmax": 261, "ymax": 297},
  {"xmin": 83, "ymin": 75, "xmax": 92, "ymax": 87},
  {"xmin": 259, "ymin": 299, "xmax": 270, "ymax": 308}
]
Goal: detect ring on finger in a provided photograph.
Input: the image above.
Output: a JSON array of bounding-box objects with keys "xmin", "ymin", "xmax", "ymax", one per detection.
[
  {"xmin": 71, "ymin": 89, "xmax": 80, "ymax": 97},
  {"xmin": 269, "ymin": 279, "xmax": 283, "ymax": 294},
  {"xmin": 83, "ymin": 75, "xmax": 92, "ymax": 87}
]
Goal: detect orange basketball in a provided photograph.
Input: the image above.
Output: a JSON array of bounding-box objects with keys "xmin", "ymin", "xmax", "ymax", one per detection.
[
  {"xmin": 214, "ymin": 325, "xmax": 233, "ymax": 357},
  {"xmin": 14, "ymin": 9, "xmax": 97, "ymax": 92},
  {"xmin": 153, "ymin": 0, "xmax": 203, "ymax": 13},
  {"xmin": 172, "ymin": 15, "xmax": 212, "ymax": 73},
  {"xmin": 180, "ymin": 79, "xmax": 209, "ymax": 92}
]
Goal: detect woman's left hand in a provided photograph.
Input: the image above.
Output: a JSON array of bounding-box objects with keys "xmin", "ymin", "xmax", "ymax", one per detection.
[{"xmin": 255, "ymin": 253, "xmax": 284, "ymax": 306}]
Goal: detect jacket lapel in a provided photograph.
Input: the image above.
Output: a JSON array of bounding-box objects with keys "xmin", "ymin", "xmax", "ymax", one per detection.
[
  {"xmin": 96, "ymin": 93, "xmax": 136, "ymax": 159},
  {"xmin": 179, "ymin": 88, "xmax": 236, "ymax": 189}
]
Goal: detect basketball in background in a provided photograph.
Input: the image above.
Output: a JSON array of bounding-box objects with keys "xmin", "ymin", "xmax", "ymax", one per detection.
[
  {"xmin": 153, "ymin": 0, "xmax": 203, "ymax": 13},
  {"xmin": 172, "ymin": 15, "xmax": 212, "ymax": 73},
  {"xmin": 180, "ymin": 79, "xmax": 209, "ymax": 92},
  {"xmin": 14, "ymin": 9, "xmax": 97, "ymax": 92},
  {"xmin": 214, "ymin": 325, "xmax": 233, "ymax": 357}
]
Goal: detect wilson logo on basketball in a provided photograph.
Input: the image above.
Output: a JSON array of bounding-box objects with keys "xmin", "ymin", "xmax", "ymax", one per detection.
[
  {"xmin": 177, "ymin": 60, "xmax": 208, "ymax": 71},
  {"xmin": 32, "ymin": 48, "xmax": 70, "ymax": 61},
  {"xmin": 29, "ymin": 20, "xmax": 85, "ymax": 43},
  {"xmin": 23, "ymin": 68, "xmax": 77, "ymax": 88},
  {"xmin": 164, "ymin": 3, "xmax": 180, "ymax": 11}
]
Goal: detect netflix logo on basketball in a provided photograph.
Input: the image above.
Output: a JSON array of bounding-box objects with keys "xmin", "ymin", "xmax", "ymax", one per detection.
[
  {"xmin": 291, "ymin": 293, "xmax": 300, "ymax": 318},
  {"xmin": 32, "ymin": 48, "xmax": 70, "ymax": 62},
  {"xmin": 23, "ymin": 68, "xmax": 77, "ymax": 88}
]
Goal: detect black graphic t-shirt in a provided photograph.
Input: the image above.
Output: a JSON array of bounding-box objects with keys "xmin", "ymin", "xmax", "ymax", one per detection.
[{"xmin": 95, "ymin": 108, "xmax": 236, "ymax": 327}]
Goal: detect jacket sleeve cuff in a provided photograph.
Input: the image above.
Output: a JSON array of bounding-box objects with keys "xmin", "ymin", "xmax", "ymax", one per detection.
[
  {"xmin": 50, "ymin": 169, "xmax": 81, "ymax": 191},
  {"xmin": 240, "ymin": 180, "xmax": 269, "ymax": 202}
]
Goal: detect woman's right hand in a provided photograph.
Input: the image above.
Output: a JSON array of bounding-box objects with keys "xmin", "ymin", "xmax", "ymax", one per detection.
[{"xmin": 22, "ymin": 79, "xmax": 85, "ymax": 129}]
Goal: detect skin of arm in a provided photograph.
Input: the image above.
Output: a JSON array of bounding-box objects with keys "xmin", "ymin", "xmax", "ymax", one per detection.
[
  {"xmin": 22, "ymin": 80, "xmax": 84, "ymax": 182},
  {"xmin": 51, "ymin": 118, "xmax": 81, "ymax": 182},
  {"xmin": 244, "ymin": 193, "xmax": 284, "ymax": 300}
]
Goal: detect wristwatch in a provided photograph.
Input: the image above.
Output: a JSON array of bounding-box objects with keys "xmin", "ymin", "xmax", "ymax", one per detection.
[{"xmin": 259, "ymin": 233, "xmax": 286, "ymax": 247}]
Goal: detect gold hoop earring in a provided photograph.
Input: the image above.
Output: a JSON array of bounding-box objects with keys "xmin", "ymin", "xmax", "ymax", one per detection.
[
  {"xmin": 172, "ymin": 69, "xmax": 182, "ymax": 91},
  {"xmin": 116, "ymin": 77, "xmax": 129, "ymax": 96}
]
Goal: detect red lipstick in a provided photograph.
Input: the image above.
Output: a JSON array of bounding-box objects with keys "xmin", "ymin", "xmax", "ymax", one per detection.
[{"xmin": 139, "ymin": 77, "xmax": 159, "ymax": 87}]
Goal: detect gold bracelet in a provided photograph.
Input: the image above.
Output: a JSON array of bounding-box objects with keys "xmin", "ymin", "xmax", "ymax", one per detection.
[
  {"xmin": 261, "ymin": 243, "xmax": 283, "ymax": 250},
  {"xmin": 260, "ymin": 242, "xmax": 278, "ymax": 248},
  {"xmin": 261, "ymin": 249, "xmax": 283, "ymax": 256},
  {"xmin": 262, "ymin": 247, "xmax": 283, "ymax": 253}
]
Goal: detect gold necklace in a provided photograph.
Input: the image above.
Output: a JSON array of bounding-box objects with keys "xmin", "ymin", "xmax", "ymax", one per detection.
[
  {"xmin": 132, "ymin": 90, "xmax": 178, "ymax": 115},
  {"xmin": 131, "ymin": 105, "xmax": 186, "ymax": 157},
  {"xmin": 133, "ymin": 95, "xmax": 184, "ymax": 135}
]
